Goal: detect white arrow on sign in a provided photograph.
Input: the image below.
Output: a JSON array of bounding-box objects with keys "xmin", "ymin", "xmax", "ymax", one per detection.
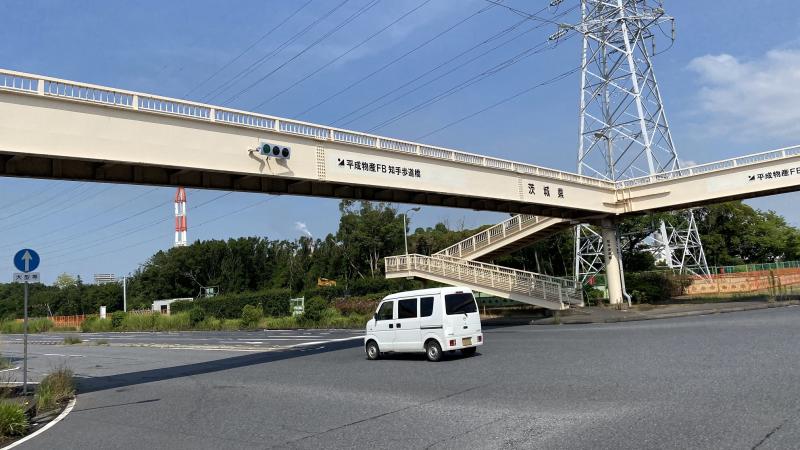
[{"xmin": 22, "ymin": 251, "xmax": 32, "ymax": 272}]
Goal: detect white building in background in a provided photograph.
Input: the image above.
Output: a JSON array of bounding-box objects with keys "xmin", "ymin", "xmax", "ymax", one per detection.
[
  {"xmin": 152, "ymin": 298, "xmax": 193, "ymax": 315},
  {"xmin": 94, "ymin": 273, "xmax": 117, "ymax": 285}
]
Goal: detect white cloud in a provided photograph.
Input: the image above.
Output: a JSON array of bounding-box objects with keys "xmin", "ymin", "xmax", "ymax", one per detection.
[
  {"xmin": 294, "ymin": 221, "xmax": 313, "ymax": 238},
  {"xmin": 687, "ymin": 49, "xmax": 800, "ymax": 140}
]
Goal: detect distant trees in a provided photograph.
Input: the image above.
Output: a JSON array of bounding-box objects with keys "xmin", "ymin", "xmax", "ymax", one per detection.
[{"xmin": 1, "ymin": 199, "xmax": 798, "ymax": 319}]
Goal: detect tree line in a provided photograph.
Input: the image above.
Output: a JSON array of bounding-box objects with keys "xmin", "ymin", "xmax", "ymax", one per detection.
[{"xmin": 1, "ymin": 199, "xmax": 798, "ymax": 318}]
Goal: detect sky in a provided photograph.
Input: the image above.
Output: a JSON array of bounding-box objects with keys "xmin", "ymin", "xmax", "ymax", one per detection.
[{"xmin": 2, "ymin": 0, "xmax": 800, "ymax": 283}]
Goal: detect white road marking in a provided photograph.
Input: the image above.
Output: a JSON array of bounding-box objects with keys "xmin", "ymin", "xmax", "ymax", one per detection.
[{"xmin": 42, "ymin": 353, "xmax": 84, "ymax": 358}]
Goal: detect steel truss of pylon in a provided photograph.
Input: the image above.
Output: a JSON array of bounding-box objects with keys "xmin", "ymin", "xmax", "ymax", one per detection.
[{"xmin": 570, "ymin": 0, "xmax": 709, "ymax": 284}]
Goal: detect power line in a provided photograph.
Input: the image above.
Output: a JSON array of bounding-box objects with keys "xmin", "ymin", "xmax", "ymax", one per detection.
[
  {"xmin": 366, "ymin": 38, "xmax": 560, "ymax": 132},
  {"xmin": 484, "ymin": 0, "xmax": 566, "ymax": 25},
  {"xmin": 223, "ymin": 0, "xmax": 382, "ymax": 106},
  {"xmin": 252, "ymin": 0, "xmax": 433, "ymax": 110},
  {"xmin": 48, "ymin": 194, "xmax": 275, "ymax": 267},
  {"xmin": 292, "ymin": 2, "xmax": 499, "ymax": 118},
  {"xmin": 416, "ymin": 65, "xmax": 581, "ymax": 140},
  {"xmin": 0, "ymin": 181, "xmax": 66, "ymax": 213},
  {"xmin": 43, "ymin": 191, "xmax": 234, "ymax": 259},
  {"xmin": 335, "ymin": 3, "xmax": 577, "ymax": 127},
  {"xmin": 1, "ymin": 184, "xmax": 115, "ymax": 232},
  {"xmin": 0, "ymin": 187, "xmax": 162, "ymax": 252},
  {"xmin": 184, "ymin": 0, "xmax": 316, "ymax": 98},
  {"xmin": 201, "ymin": 0, "xmax": 352, "ymax": 103},
  {"xmin": 0, "ymin": 182, "xmax": 85, "ymax": 222}
]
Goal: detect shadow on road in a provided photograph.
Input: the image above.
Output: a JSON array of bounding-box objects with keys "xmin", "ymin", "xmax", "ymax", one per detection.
[{"xmin": 77, "ymin": 339, "xmax": 362, "ymax": 394}]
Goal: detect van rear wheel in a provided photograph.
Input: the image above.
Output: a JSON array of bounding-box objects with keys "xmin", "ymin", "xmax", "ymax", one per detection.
[
  {"xmin": 425, "ymin": 340, "xmax": 442, "ymax": 362},
  {"xmin": 462, "ymin": 347, "xmax": 477, "ymax": 357},
  {"xmin": 366, "ymin": 341, "xmax": 380, "ymax": 360}
]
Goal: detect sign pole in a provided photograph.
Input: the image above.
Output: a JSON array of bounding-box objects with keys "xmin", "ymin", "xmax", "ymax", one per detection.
[
  {"xmin": 23, "ymin": 280, "xmax": 28, "ymax": 395},
  {"xmin": 13, "ymin": 248, "xmax": 40, "ymax": 396}
]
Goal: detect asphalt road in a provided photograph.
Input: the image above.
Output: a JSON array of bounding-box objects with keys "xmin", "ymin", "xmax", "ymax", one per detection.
[{"xmin": 5, "ymin": 307, "xmax": 800, "ymax": 449}]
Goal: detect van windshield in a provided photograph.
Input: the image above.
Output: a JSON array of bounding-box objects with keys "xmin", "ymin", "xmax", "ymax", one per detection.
[{"xmin": 445, "ymin": 293, "xmax": 477, "ymax": 315}]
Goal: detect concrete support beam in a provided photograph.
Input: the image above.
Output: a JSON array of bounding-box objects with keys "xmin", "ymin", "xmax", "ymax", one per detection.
[{"xmin": 601, "ymin": 218, "xmax": 624, "ymax": 305}]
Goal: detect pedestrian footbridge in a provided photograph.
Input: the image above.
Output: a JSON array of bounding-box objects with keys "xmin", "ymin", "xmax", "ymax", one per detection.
[
  {"xmin": 434, "ymin": 214, "xmax": 573, "ymax": 261},
  {"xmin": 3, "ymin": 68, "xmax": 800, "ymax": 309},
  {"xmin": 385, "ymin": 254, "xmax": 582, "ymax": 310}
]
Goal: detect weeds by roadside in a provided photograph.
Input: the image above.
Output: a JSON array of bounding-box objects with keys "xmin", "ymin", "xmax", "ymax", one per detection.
[
  {"xmin": 94, "ymin": 339, "xmax": 109, "ymax": 346},
  {"xmin": 0, "ymin": 318, "xmax": 54, "ymax": 334},
  {"xmin": 35, "ymin": 366, "xmax": 75, "ymax": 415},
  {"xmin": 0, "ymin": 401, "xmax": 28, "ymax": 437},
  {"xmin": 62, "ymin": 336, "xmax": 82, "ymax": 345}
]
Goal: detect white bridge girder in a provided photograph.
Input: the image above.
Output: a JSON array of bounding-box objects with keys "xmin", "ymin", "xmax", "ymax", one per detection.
[{"xmin": 0, "ymin": 70, "xmax": 799, "ymax": 229}]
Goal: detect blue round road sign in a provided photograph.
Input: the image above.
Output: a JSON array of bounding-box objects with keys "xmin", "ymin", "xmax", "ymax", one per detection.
[{"xmin": 13, "ymin": 249, "xmax": 40, "ymax": 273}]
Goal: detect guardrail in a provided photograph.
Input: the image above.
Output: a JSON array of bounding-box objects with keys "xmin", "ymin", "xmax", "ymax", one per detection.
[
  {"xmin": 616, "ymin": 144, "xmax": 800, "ymax": 188},
  {"xmin": 0, "ymin": 68, "xmax": 616, "ymax": 189},
  {"xmin": 386, "ymin": 254, "xmax": 571, "ymax": 309},
  {"xmin": 434, "ymin": 214, "xmax": 564, "ymax": 259}
]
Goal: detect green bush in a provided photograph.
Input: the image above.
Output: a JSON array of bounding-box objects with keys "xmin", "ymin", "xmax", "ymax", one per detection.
[
  {"xmin": 333, "ymin": 295, "xmax": 380, "ymax": 316},
  {"xmin": 171, "ymin": 289, "xmax": 291, "ymax": 319},
  {"xmin": 301, "ymin": 297, "xmax": 328, "ymax": 323},
  {"xmin": 121, "ymin": 313, "xmax": 156, "ymax": 331},
  {"xmin": 240, "ymin": 304, "xmax": 263, "ymax": 329},
  {"xmin": 0, "ymin": 318, "xmax": 53, "ymax": 334},
  {"xmin": 0, "ymin": 401, "xmax": 28, "ymax": 436},
  {"xmin": 81, "ymin": 317, "xmax": 113, "ymax": 332},
  {"xmin": 261, "ymin": 316, "xmax": 298, "ymax": 329},
  {"xmin": 188, "ymin": 307, "xmax": 205, "ymax": 326},
  {"xmin": 110, "ymin": 311, "xmax": 126, "ymax": 329},
  {"xmin": 625, "ymin": 271, "xmax": 692, "ymax": 303},
  {"xmin": 35, "ymin": 366, "xmax": 75, "ymax": 414}
]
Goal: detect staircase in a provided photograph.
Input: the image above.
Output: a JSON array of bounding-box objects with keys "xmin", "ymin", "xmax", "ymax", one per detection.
[
  {"xmin": 434, "ymin": 214, "xmax": 573, "ymax": 261},
  {"xmin": 385, "ymin": 254, "xmax": 583, "ymax": 310}
]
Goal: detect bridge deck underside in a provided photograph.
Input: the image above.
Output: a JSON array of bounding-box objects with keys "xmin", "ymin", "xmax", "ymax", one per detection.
[{"xmin": 0, "ymin": 152, "xmax": 592, "ymax": 217}]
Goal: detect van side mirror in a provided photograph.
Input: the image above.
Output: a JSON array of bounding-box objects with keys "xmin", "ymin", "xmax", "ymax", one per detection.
[{"xmin": 373, "ymin": 313, "xmax": 378, "ymax": 321}]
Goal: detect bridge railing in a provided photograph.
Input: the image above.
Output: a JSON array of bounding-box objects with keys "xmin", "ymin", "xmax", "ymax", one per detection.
[
  {"xmin": 0, "ymin": 68, "xmax": 615, "ymax": 190},
  {"xmin": 432, "ymin": 254, "xmax": 579, "ymax": 291},
  {"xmin": 386, "ymin": 254, "xmax": 571, "ymax": 309},
  {"xmin": 616, "ymin": 145, "xmax": 800, "ymax": 188},
  {"xmin": 433, "ymin": 214, "xmax": 563, "ymax": 259}
]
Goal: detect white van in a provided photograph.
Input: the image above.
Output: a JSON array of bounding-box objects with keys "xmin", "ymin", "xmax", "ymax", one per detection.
[{"xmin": 364, "ymin": 286, "xmax": 483, "ymax": 362}]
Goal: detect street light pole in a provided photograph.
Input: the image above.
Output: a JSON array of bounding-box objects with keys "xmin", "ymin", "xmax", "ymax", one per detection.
[{"xmin": 402, "ymin": 207, "xmax": 421, "ymax": 255}]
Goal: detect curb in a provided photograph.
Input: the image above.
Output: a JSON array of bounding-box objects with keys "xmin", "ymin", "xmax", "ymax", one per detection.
[
  {"xmin": 1, "ymin": 397, "xmax": 76, "ymax": 450},
  {"xmin": 533, "ymin": 301, "xmax": 800, "ymax": 325}
]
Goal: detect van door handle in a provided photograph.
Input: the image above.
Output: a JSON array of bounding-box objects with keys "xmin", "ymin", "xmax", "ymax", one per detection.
[
  {"xmin": 389, "ymin": 324, "xmax": 393, "ymax": 329},
  {"xmin": 396, "ymin": 323, "xmax": 402, "ymax": 328}
]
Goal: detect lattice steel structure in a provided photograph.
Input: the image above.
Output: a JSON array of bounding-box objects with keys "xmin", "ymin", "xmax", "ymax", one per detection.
[{"xmin": 570, "ymin": 0, "xmax": 709, "ymax": 283}]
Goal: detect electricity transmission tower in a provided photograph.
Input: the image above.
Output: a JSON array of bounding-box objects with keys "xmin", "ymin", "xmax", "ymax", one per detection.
[{"xmin": 565, "ymin": 0, "xmax": 709, "ymax": 284}]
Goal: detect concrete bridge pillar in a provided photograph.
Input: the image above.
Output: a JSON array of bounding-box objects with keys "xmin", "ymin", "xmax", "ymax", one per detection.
[{"xmin": 601, "ymin": 218, "xmax": 624, "ymax": 305}]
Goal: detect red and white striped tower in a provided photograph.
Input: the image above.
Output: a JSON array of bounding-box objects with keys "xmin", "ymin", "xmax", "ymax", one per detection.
[{"xmin": 174, "ymin": 187, "xmax": 187, "ymax": 247}]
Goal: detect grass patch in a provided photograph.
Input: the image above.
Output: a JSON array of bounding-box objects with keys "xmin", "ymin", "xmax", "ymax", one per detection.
[
  {"xmin": 62, "ymin": 336, "xmax": 82, "ymax": 345},
  {"xmin": 94, "ymin": 339, "xmax": 109, "ymax": 346},
  {"xmin": 81, "ymin": 317, "xmax": 114, "ymax": 333},
  {"xmin": 51, "ymin": 325, "xmax": 79, "ymax": 332},
  {"xmin": 0, "ymin": 357, "xmax": 11, "ymax": 370},
  {"xmin": 0, "ymin": 318, "xmax": 54, "ymax": 334},
  {"xmin": 35, "ymin": 367, "xmax": 75, "ymax": 414},
  {"xmin": 0, "ymin": 401, "xmax": 28, "ymax": 437}
]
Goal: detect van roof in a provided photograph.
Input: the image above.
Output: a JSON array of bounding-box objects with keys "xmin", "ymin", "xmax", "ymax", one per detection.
[{"xmin": 382, "ymin": 286, "xmax": 473, "ymax": 300}]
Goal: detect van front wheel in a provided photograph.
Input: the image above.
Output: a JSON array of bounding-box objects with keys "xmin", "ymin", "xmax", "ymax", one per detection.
[
  {"xmin": 366, "ymin": 341, "xmax": 380, "ymax": 360},
  {"xmin": 425, "ymin": 340, "xmax": 442, "ymax": 362}
]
